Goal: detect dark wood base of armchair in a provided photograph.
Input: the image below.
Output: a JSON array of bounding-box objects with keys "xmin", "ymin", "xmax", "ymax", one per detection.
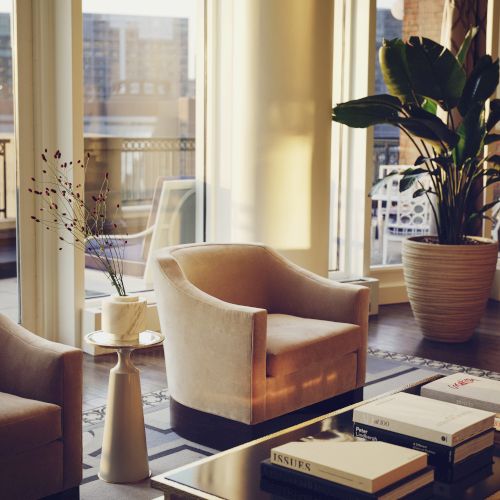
[{"xmin": 170, "ymin": 388, "xmax": 363, "ymax": 450}]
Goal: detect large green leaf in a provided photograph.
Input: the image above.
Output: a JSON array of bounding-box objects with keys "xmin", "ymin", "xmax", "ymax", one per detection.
[
  {"xmin": 413, "ymin": 187, "xmax": 427, "ymax": 198},
  {"xmin": 458, "ymin": 56, "xmax": 499, "ymax": 116},
  {"xmin": 406, "ymin": 36, "xmax": 466, "ymax": 110},
  {"xmin": 371, "ymin": 166, "xmax": 420, "ymax": 194},
  {"xmin": 455, "ymin": 104, "xmax": 485, "ymax": 165},
  {"xmin": 456, "ymin": 26, "xmax": 478, "ymax": 66},
  {"xmin": 398, "ymin": 118, "xmax": 456, "ymax": 150},
  {"xmin": 415, "ymin": 154, "xmax": 452, "ymax": 169},
  {"xmin": 397, "ymin": 108, "xmax": 459, "ymax": 151},
  {"xmin": 379, "ymin": 39, "xmax": 415, "ymax": 103},
  {"xmin": 486, "ymin": 99, "xmax": 500, "ymax": 131},
  {"xmin": 399, "ymin": 167, "xmax": 428, "ymax": 191},
  {"xmin": 332, "ymin": 94, "xmax": 402, "ymax": 128}
]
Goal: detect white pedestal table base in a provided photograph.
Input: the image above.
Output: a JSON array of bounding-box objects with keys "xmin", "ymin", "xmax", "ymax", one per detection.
[{"xmin": 99, "ymin": 347, "xmax": 151, "ymax": 483}]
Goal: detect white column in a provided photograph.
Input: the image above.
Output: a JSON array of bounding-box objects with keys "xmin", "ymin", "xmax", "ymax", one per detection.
[
  {"xmin": 206, "ymin": 0, "xmax": 333, "ymax": 276},
  {"xmin": 14, "ymin": 0, "xmax": 84, "ymax": 344}
]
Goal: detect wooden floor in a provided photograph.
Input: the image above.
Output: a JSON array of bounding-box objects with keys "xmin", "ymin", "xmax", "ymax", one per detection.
[
  {"xmin": 83, "ymin": 300, "xmax": 500, "ymax": 411},
  {"xmin": 369, "ymin": 299, "xmax": 500, "ymax": 373}
]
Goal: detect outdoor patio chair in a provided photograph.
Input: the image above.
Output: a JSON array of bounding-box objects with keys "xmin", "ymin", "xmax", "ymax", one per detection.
[
  {"xmin": 85, "ymin": 177, "xmax": 196, "ymax": 285},
  {"xmin": 372, "ymin": 165, "xmax": 431, "ymax": 265}
]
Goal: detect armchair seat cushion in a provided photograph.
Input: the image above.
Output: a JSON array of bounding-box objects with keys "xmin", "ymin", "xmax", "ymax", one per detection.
[
  {"xmin": 0, "ymin": 392, "xmax": 61, "ymax": 457},
  {"xmin": 266, "ymin": 314, "xmax": 361, "ymax": 377}
]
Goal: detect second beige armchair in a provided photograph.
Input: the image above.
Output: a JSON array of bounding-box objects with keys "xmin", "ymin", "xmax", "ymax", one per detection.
[
  {"xmin": 0, "ymin": 314, "xmax": 82, "ymax": 499},
  {"xmin": 153, "ymin": 243, "xmax": 369, "ymax": 425}
]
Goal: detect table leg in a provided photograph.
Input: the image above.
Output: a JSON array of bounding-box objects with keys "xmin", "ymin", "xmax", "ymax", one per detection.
[{"xmin": 99, "ymin": 347, "xmax": 150, "ymax": 483}]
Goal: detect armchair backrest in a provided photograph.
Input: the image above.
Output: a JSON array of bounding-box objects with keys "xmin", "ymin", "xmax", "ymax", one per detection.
[{"xmin": 168, "ymin": 243, "xmax": 272, "ymax": 309}]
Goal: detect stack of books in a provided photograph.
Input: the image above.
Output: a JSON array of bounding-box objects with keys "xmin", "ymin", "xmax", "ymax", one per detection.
[
  {"xmin": 420, "ymin": 373, "xmax": 500, "ymax": 446},
  {"xmin": 260, "ymin": 439, "xmax": 434, "ymax": 499},
  {"xmin": 353, "ymin": 392, "xmax": 496, "ymax": 481}
]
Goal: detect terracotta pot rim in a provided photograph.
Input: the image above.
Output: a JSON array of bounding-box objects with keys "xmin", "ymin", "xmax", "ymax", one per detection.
[{"xmin": 405, "ymin": 235, "xmax": 497, "ymax": 247}]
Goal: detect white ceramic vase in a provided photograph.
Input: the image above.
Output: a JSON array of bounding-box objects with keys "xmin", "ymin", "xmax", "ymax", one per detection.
[{"xmin": 101, "ymin": 295, "xmax": 147, "ymax": 342}]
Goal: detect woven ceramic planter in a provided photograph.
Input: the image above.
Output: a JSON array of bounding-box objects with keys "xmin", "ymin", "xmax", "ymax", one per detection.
[{"xmin": 402, "ymin": 236, "xmax": 498, "ymax": 343}]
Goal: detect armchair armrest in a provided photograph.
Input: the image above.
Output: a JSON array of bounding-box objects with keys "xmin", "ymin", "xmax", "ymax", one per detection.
[
  {"xmin": 0, "ymin": 315, "xmax": 82, "ymax": 489},
  {"xmin": 154, "ymin": 250, "xmax": 267, "ymax": 424},
  {"xmin": 266, "ymin": 248, "xmax": 370, "ymax": 326}
]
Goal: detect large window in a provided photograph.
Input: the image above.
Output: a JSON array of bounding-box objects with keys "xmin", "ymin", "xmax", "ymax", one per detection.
[
  {"xmin": 0, "ymin": 0, "xmax": 18, "ymax": 322},
  {"xmin": 82, "ymin": 1, "xmax": 198, "ymax": 298},
  {"xmin": 370, "ymin": 0, "xmax": 444, "ymax": 267}
]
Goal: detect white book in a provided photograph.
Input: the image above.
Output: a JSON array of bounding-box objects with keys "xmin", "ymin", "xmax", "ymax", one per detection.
[
  {"xmin": 353, "ymin": 392, "xmax": 495, "ymax": 447},
  {"xmin": 421, "ymin": 373, "xmax": 500, "ymax": 415},
  {"xmin": 270, "ymin": 440, "xmax": 427, "ymax": 494}
]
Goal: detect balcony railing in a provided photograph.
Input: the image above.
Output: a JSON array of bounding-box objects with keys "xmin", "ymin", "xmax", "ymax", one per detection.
[{"xmin": 84, "ymin": 136, "xmax": 195, "ymax": 206}]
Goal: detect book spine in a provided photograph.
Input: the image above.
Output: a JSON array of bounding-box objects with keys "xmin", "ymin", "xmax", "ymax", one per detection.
[
  {"xmin": 353, "ymin": 407, "xmax": 453, "ymax": 445},
  {"xmin": 434, "ymin": 447, "xmax": 494, "ymax": 483},
  {"xmin": 270, "ymin": 450, "xmax": 371, "ymax": 492},
  {"xmin": 353, "ymin": 422, "xmax": 455, "ymax": 467},
  {"xmin": 261, "ymin": 462, "xmax": 372, "ymax": 500},
  {"xmin": 450, "ymin": 417, "xmax": 494, "ymax": 446}
]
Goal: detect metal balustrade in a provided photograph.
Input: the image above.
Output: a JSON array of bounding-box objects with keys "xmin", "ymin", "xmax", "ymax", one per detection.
[{"xmin": 84, "ymin": 137, "xmax": 195, "ymax": 206}]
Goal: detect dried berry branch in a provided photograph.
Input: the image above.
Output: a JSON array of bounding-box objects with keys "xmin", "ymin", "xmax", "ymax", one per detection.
[{"xmin": 29, "ymin": 149, "xmax": 128, "ymax": 296}]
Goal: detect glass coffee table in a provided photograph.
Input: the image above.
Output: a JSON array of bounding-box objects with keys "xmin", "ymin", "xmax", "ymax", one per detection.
[{"xmin": 152, "ymin": 369, "xmax": 500, "ymax": 499}]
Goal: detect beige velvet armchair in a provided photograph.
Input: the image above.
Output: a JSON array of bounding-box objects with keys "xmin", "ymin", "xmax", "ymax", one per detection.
[
  {"xmin": 153, "ymin": 243, "xmax": 369, "ymax": 425},
  {"xmin": 0, "ymin": 314, "xmax": 82, "ymax": 500}
]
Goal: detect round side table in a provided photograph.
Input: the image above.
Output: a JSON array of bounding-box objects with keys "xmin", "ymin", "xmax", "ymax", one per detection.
[{"xmin": 85, "ymin": 330, "xmax": 164, "ymax": 484}]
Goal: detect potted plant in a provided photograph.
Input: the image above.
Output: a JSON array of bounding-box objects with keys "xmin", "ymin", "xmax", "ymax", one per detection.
[
  {"xmin": 29, "ymin": 150, "xmax": 146, "ymax": 341},
  {"xmin": 332, "ymin": 29, "xmax": 499, "ymax": 342}
]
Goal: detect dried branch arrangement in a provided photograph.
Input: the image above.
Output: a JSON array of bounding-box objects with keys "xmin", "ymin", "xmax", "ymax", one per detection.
[{"xmin": 29, "ymin": 149, "xmax": 128, "ymax": 296}]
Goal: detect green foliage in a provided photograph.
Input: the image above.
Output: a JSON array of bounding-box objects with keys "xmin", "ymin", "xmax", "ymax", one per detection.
[
  {"xmin": 458, "ymin": 56, "xmax": 499, "ymax": 116},
  {"xmin": 405, "ymin": 37, "xmax": 466, "ymax": 110},
  {"xmin": 331, "ymin": 27, "xmax": 500, "ymax": 245},
  {"xmin": 379, "ymin": 39, "xmax": 415, "ymax": 103},
  {"xmin": 331, "ymin": 95, "xmax": 402, "ymax": 127}
]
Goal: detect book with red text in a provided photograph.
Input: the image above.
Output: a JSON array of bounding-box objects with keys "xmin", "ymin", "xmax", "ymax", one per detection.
[{"xmin": 421, "ymin": 373, "xmax": 500, "ymax": 415}]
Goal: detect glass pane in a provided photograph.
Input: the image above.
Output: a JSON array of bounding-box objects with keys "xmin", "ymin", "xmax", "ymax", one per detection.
[
  {"xmin": 492, "ymin": 179, "xmax": 500, "ymax": 248},
  {"xmin": 82, "ymin": 1, "xmax": 197, "ymax": 298},
  {"xmin": 0, "ymin": 1, "xmax": 18, "ymax": 322},
  {"xmin": 371, "ymin": 0, "xmax": 441, "ymax": 266}
]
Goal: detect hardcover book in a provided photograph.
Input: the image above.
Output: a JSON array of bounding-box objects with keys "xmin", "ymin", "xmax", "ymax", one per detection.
[
  {"xmin": 353, "ymin": 423, "xmax": 494, "ymax": 465},
  {"xmin": 421, "ymin": 373, "xmax": 500, "ymax": 414},
  {"xmin": 269, "ymin": 440, "xmax": 427, "ymax": 494},
  {"xmin": 261, "ymin": 461, "xmax": 434, "ymax": 500},
  {"xmin": 354, "ymin": 423, "xmax": 494, "ymax": 481},
  {"xmin": 353, "ymin": 392, "xmax": 495, "ymax": 446}
]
